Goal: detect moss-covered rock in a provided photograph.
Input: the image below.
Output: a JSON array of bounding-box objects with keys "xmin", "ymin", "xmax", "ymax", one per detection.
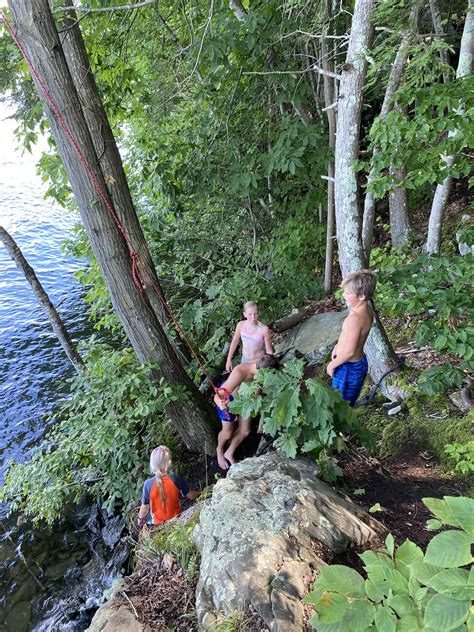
[{"xmin": 359, "ymin": 395, "xmax": 473, "ymax": 465}]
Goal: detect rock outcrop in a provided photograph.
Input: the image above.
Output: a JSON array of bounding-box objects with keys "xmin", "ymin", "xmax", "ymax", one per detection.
[
  {"xmin": 275, "ymin": 310, "xmax": 348, "ymax": 365},
  {"xmin": 194, "ymin": 452, "xmax": 384, "ymax": 631}
]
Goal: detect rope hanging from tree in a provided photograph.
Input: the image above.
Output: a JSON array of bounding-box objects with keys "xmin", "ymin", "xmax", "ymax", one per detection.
[{"xmin": 0, "ymin": 9, "xmax": 233, "ymax": 414}]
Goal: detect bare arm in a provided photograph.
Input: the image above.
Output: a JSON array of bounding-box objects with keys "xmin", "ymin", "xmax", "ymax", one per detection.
[
  {"xmin": 226, "ymin": 322, "xmax": 242, "ymax": 372},
  {"xmin": 214, "ymin": 365, "xmax": 245, "ymax": 408},
  {"xmin": 137, "ymin": 503, "xmax": 150, "ymax": 527},
  {"xmin": 264, "ymin": 326, "xmax": 273, "ymax": 354},
  {"xmin": 327, "ymin": 317, "xmax": 360, "ymax": 376}
]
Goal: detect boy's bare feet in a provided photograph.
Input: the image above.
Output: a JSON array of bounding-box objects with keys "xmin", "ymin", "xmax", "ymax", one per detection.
[
  {"xmin": 217, "ymin": 448, "xmax": 229, "ymax": 470},
  {"xmin": 223, "ymin": 450, "xmax": 236, "ymax": 465}
]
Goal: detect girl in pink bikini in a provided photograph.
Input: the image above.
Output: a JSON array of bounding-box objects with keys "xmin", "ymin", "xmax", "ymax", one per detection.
[{"xmin": 226, "ymin": 301, "xmax": 273, "ymax": 373}]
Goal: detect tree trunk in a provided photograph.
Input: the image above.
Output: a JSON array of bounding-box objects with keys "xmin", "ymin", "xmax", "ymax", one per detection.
[
  {"xmin": 426, "ymin": 2, "xmax": 474, "ymax": 254},
  {"xmin": 8, "ymin": 0, "xmax": 217, "ymax": 454},
  {"xmin": 0, "ymin": 225, "xmax": 85, "ymax": 375},
  {"xmin": 58, "ymin": 0, "xmax": 171, "ymax": 333},
  {"xmin": 388, "ymin": 104, "xmax": 410, "ymax": 248},
  {"xmin": 362, "ymin": 5, "xmax": 419, "ymax": 259},
  {"xmin": 322, "ymin": 30, "xmax": 336, "ymax": 295},
  {"xmin": 334, "ymin": 0, "xmax": 399, "ymax": 386},
  {"xmin": 388, "ymin": 162, "xmax": 410, "ymax": 248},
  {"xmin": 429, "ymin": 0, "xmax": 451, "ymax": 81}
]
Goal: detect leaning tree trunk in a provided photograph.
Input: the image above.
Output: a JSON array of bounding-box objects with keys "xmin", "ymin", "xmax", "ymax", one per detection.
[
  {"xmin": 0, "ymin": 225, "xmax": 85, "ymax": 375},
  {"xmin": 362, "ymin": 3, "xmax": 419, "ymax": 260},
  {"xmin": 58, "ymin": 1, "xmax": 170, "ymax": 332},
  {"xmin": 334, "ymin": 0, "xmax": 399, "ymax": 388},
  {"xmin": 8, "ymin": 0, "xmax": 217, "ymax": 454},
  {"xmin": 426, "ymin": 2, "xmax": 474, "ymax": 254}
]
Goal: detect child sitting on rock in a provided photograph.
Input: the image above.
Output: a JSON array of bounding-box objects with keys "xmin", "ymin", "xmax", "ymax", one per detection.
[
  {"xmin": 137, "ymin": 446, "xmax": 199, "ymax": 527},
  {"xmin": 226, "ymin": 301, "xmax": 273, "ymax": 372},
  {"xmin": 326, "ymin": 269, "xmax": 375, "ymax": 406}
]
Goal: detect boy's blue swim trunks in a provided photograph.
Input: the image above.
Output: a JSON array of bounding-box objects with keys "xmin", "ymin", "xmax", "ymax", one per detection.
[
  {"xmin": 215, "ymin": 383, "xmax": 236, "ymax": 423},
  {"xmin": 332, "ymin": 355, "xmax": 368, "ymax": 407}
]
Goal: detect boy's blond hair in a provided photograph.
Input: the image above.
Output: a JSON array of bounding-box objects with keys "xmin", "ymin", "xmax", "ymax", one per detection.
[
  {"xmin": 243, "ymin": 301, "xmax": 258, "ymax": 311},
  {"xmin": 341, "ymin": 269, "xmax": 376, "ymax": 299}
]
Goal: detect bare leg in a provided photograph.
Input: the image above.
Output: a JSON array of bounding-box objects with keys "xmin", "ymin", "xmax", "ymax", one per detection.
[
  {"xmin": 217, "ymin": 422, "xmax": 234, "ymax": 470},
  {"xmin": 223, "ymin": 417, "xmax": 252, "ymax": 465}
]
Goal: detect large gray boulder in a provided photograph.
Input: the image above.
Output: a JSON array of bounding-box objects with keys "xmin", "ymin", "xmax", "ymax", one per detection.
[
  {"xmin": 275, "ymin": 310, "xmax": 348, "ymax": 365},
  {"xmin": 194, "ymin": 453, "xmax": 383, "ymax": 631}
]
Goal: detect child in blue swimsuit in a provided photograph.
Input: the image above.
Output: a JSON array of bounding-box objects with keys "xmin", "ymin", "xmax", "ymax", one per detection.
[{"xmin": 326, "ymin": 270, "xmax": 376, "ymax": 406}]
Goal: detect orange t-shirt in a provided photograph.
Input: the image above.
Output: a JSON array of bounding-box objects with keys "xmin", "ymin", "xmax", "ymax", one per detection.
[{"xmin": 141, "ymin": 473, "xmax": 188, "ymax": 524}]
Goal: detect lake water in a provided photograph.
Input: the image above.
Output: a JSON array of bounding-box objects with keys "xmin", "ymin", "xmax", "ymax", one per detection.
[
  {"xmin": 0, "ymin": 105, "xmax": 88, "ymax": 480},
  {"xmin": 0, "ymin": 103, "xmax": 105, "ymax": 630}
]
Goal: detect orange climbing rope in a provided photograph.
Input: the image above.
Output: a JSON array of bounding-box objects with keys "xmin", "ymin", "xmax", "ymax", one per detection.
[{"xmin": 1, "ymin": 10, "xmax": 233, "ymax": 416}]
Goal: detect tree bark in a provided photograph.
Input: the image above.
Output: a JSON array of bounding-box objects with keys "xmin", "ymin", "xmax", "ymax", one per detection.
[
  {"xmin": 388, "ymin": 104, "xmax": 410, "ymax": 247},
  {"xmin": 0, "ymin": 225, "xmax": 85, "ymax": 375},
  {"xmin": 57, "ymin": 0, "xmax": 171, "ymax": 332},
  {"xmin": 426, "ymin": 2, "xmax": 474, "ymax": 254},
  {"xmin": 322, "ymin": 29, "xmax": 336, "ymax": 295},
  {"xmin": 8, "ymin": 0, "xmax": 217, "ymax": 454},
  {"xmin": 362, "ymin": 4, "xmax": 419, "ymax": 259},
  {"xmin": 429, "ymin": 0, "xmax": 451, "ymax": 81},
  {"xmin": 334, "ymin": 0, "xmax": 399, "ymax": 386},
  {"xmin": 388, "ymin": 162, "xmax": 410, "ymax": 248}
]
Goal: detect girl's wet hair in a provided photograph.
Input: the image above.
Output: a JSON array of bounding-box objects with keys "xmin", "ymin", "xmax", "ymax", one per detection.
[
  {"xmin": 256, "ymin": 353, "xmax": 280, "ymax": 370},
  {"xmin": 149, "ymin": 445, "xmax": 172, "ymax": 506}
]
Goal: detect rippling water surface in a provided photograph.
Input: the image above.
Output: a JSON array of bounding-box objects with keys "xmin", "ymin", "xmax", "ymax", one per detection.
[
  {"xmin": 0, "ymin": 104, "xmax": 100, "ymax": 630},
  {"xmin": 0, "ymin": 107, "xmax": 88, "ymax": 483}
]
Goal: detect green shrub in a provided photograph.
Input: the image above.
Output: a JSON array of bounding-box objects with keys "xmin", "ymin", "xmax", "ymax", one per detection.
[
  {"xmin": 229, "ymin": 359, "xmax": 372, "ymax": 479},
  {"xmin": 374, "ymin": 251, "xmax": 473, "ymax": 395},
  {"xmin": 140, "ymin": 518, "xmax": 200, "ymax": 578},
  {"xmin": 0, "ymin": 346, "xmax": 181, "ymax": 524},
  {"xmin": 445, "ymin": 441, "xmax": 474, "ymax": 476},
  {"xmin": 306, "ymin": 495, "xmax": 474, "ymax": 631}
]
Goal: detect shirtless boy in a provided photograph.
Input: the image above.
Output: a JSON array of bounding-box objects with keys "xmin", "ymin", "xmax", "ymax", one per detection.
[
  {"xmin": 215, "ymin": 353, "xmax": 279, "ymax": 469},
  {"xmin": 326, "ymin": 270, "xmax": 376, "ymax": 406}
]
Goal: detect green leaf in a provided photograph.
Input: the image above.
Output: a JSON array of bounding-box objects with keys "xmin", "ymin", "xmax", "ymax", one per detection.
[
  {"xmin": 426, "ymin": 569, "xmax": 474, "ymax": 601},
  {"xmin": 317, "ymin": 592, "xmax": 350, "ymax": 624},
  {"xmin": 422, "ymin": 497, "xmax": 460, "ymax": 528},
  {"xmin": 425, "ymin": 518, "xmax": 444, "ymax": 531},
  {"xmin": 386, "ymin": 593, "xmax": 414, "ymax": 618},
  {"xmin": 412, "ymin": 562, "xmax": 443, "ymax": 585},
  {"xmin": 395, "ymin": 614, "xmax": 422, "ymax": 631},
  {"xmin": 395, "ymin": 540, "xmax": 423, "ymax": 566},
  {"xmin": 444, "ymin": 496, "xmax": 474, "ymax": 536},
  {"xmin": 365, "ymin": 578, "xmax": 386, "ymax": 603},
  {"xmin": 386, "ymin": 534, "xmax": 394, "ymax": 557},
  {"xmin": 369, "ymin": 503, "xmax": 383, "ymax": 513},
  {"xmin": 424, "ymin": 530, "xmax": 473, "ymax": 568},
  {"xmin": 423, "ymin": 594, "xmax": 470, "ymax": 630},
  {"xmin": 374, "ymin": 605, "xmax": 396, "ymax": 632},
  {"xmin": 315, "ymin": 565, "xmax": 366, "ymax": 598}
]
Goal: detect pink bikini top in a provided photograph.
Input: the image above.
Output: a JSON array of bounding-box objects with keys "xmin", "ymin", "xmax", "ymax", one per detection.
[{"xmin": 241, "ymin": 322, "xmax": 265, "ymax": 361}]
